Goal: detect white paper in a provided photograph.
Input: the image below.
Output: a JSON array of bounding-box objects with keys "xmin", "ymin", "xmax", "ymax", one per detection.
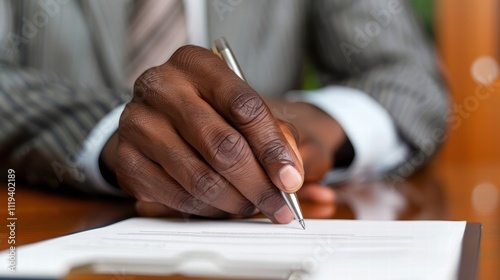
[{"xmin": 0, "ymin": 218, "xmax": 466, "ymax": 280}]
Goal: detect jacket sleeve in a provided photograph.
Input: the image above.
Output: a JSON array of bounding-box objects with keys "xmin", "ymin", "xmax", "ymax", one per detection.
[
  {"xmin": 310, "ymin": 0, "xmax": 449, "ymax": 180},
  {"xmin": 0, "ymin": 0, "xmax": 130, "ymax": 192}
]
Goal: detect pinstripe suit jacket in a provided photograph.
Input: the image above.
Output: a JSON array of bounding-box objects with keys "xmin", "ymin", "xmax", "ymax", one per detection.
[{"xmin": 0, "ymin": 0, "xmax": 447, "ymax": 191}]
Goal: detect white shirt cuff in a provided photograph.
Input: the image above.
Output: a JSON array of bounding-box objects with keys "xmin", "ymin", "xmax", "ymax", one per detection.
[
  {"xmin": 183, "ymin": 0, "xmax": 208, "ymax": 48},
  {"xmin": 77, "ymin": 104, "xmax": 126, "ymax": 196},
  {"xmin": 288, "ymin": 86, "xmax": 409, "ymax": 183}
]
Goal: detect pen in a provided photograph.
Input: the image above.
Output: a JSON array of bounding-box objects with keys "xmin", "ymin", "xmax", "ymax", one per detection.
[{"xmin": 212, "ymin": 37, "xmax": 306, "ymax": 230}]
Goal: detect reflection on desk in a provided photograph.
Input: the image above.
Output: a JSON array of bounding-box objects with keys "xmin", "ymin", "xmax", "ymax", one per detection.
[
  {"xmin": 332, "ymin": 167, "xmax": 446, "ymax": 221},
  {"xmin": 0, "ymin": 187, "xmax": 136, "ymax": 249}
]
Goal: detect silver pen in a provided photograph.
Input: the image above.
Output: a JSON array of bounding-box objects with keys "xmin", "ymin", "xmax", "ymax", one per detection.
[{"xmin": 212, "ymin": 37, "xmax": 306, "ymax": 230}]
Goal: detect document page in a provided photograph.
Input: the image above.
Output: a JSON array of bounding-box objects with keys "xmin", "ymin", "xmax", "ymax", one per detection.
[{"xmin": 0, "ymin": 218, "xmax": 466, "ymax": 280}]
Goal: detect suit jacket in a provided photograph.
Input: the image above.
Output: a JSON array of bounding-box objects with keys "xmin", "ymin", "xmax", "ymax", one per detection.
[{"xmin": 0, "ymin": 0, "xmax": 447, "ymax": 191}]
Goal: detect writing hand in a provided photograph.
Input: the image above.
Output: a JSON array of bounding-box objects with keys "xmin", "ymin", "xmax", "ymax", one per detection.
[
  {"xmin": 133, "ymin": 100, "xmax": 346, "ymax": 219},
  {"xmin": 101, "ymin": 46, "xmax": 304, "ymax": 223}
]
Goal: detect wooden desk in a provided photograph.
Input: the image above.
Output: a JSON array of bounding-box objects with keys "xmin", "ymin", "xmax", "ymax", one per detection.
[
  {"xmin": 0, "ymin": 188, "xmax": 136, "ymax": 249},
  {"xmin": 0, "ymin": 163, "xmax": 498, "ymax": 279}
]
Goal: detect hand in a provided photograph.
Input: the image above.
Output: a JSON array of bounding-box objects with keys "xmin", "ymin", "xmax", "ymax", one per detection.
[
  {"xmin": 132, "ymin": 100, "xmax": 347, "ymax": 219},
  {"xmin": 100, "ymin": 46, "xmax": 304, "ymax": 223}
]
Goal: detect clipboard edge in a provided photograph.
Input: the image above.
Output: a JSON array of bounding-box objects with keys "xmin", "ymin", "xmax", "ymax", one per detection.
[{"xmin": 457, "ymin": 222, "xmax": 482, "ymax": 280}]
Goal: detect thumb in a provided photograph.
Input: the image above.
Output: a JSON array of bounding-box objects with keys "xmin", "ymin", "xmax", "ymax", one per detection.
[{"xmin": 278, "ymin": 121, "xmax": 304, "ymax": 179}]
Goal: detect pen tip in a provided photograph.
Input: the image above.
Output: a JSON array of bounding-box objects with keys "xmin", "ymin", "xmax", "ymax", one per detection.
[{"xmin": 299, "ymin": 219, "xmax": 306, "ymax": 230}]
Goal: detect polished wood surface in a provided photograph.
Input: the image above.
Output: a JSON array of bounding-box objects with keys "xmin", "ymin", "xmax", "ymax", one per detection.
[
  {"xmin": 0, "ymin": 188, "xmax": 136, "ymax": 250},
  {"xmin": 1, "ymin": 161, "xmax": 498, "ymax": 279}
]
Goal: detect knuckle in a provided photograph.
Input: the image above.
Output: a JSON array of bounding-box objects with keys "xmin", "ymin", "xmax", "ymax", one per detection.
[
  {"xmin": 118, "ymin": 105, "xmax": 135, "ymax": 134},
  {"xmin": 175, "ymin": 195, "xmax": 207, "ymax": 215},
  {"xmin": 236, "ymin": 202, "xmax": 257, "ymax": 217},
  {"xmin": 259, "ymin": 139, "xmax": 290, "ymax": 165},
  {"xmin": 133, "ymin": 62, "xmax": 195, "ymax": 108},
  {"xmin": 254, "ymin": 187, "xmax": 281, "ymax": 212},
  {"xmin": 169, "ymin": 45, "xmax": 207, "ymax": 72},
  {"xmin": 191, "ymin": 167, "xmax": 224, "ymax": 202},
  {"xmin": 171, "ymin": 45, "xmax": 200, "ymax": 60},
  {"xmin": 207, "ymin": 130, "xmax": 249, "ymax": 172},
  {"xmin": 228, "ymin": 90, "xmax": 267, "ymax": 125},
  {"xmin": 118, "ymin": 104, "xmax": 148, "ymax": 136},
  {"xmin": 133, "ymin": 66, "xmax": 163, "ymax": 101},
  {"xmin": 115, "ymin": 147, "xmax": 144, "ymax": 185},
  {"xmin": 173, "ymin": 194, "xmax": 197, "ymax": 213}
]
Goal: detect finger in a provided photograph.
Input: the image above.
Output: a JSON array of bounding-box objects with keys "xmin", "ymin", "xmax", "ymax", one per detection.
[
  {"xmin": 278, "ymin": 121, "xmax": 303, "ymax": 167},
  {"xmin": 130, "ymin": 46, "xmax": 294, "ymax": 223},
  {"xmin": 122, "ymin": 109, "xmax": 257, "ymax": 217},
  {"xmin": 154, "ymin": 94, "xmax": 291, "ymax": 223},
  {"xmin": 297, "ymin": 184, "xmax": 336, "ymax": 204},
  {"xmin": 207, "ymin": 80, "xmax": 304, "ymax": 193},
  {"xmin": 136, "ymin": 201, "xmax": 177, "ymax": 217},
  {"xmin": 168, "ymin": 46, "xmax": 305, "ymax": 193},
  {"xmin": 115, "ymin": 142, "xmax": 229, "ymax": 218}
]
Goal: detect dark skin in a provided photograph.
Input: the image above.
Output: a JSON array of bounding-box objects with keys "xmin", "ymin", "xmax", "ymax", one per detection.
[{"xmin": 101, "ymin": 46, "xmax": 345, "ymax": 222}]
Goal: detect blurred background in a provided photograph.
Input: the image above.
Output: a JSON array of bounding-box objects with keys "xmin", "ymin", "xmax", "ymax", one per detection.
[{"xmin": 414, "ymin": 0, "xmax": 499, "ymax": 279}]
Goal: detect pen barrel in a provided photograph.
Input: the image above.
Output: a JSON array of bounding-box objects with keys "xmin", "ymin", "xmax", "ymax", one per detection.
[
  {"xmin": 212, "ymin": 37, "xmax": 247, "ymax": 82},
  {"xmin": 281, "ymin": 192, "xmax": 304, "ymax": 222}
]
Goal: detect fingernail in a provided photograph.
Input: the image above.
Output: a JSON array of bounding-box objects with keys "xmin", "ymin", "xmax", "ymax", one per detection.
[
  {"xmin": 279, "ymin": 165, "xmax": 303, "ymax": 192},
  {"xmin": 274, "ymin": 205, "xmax": 293, "ymax": 224}
]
